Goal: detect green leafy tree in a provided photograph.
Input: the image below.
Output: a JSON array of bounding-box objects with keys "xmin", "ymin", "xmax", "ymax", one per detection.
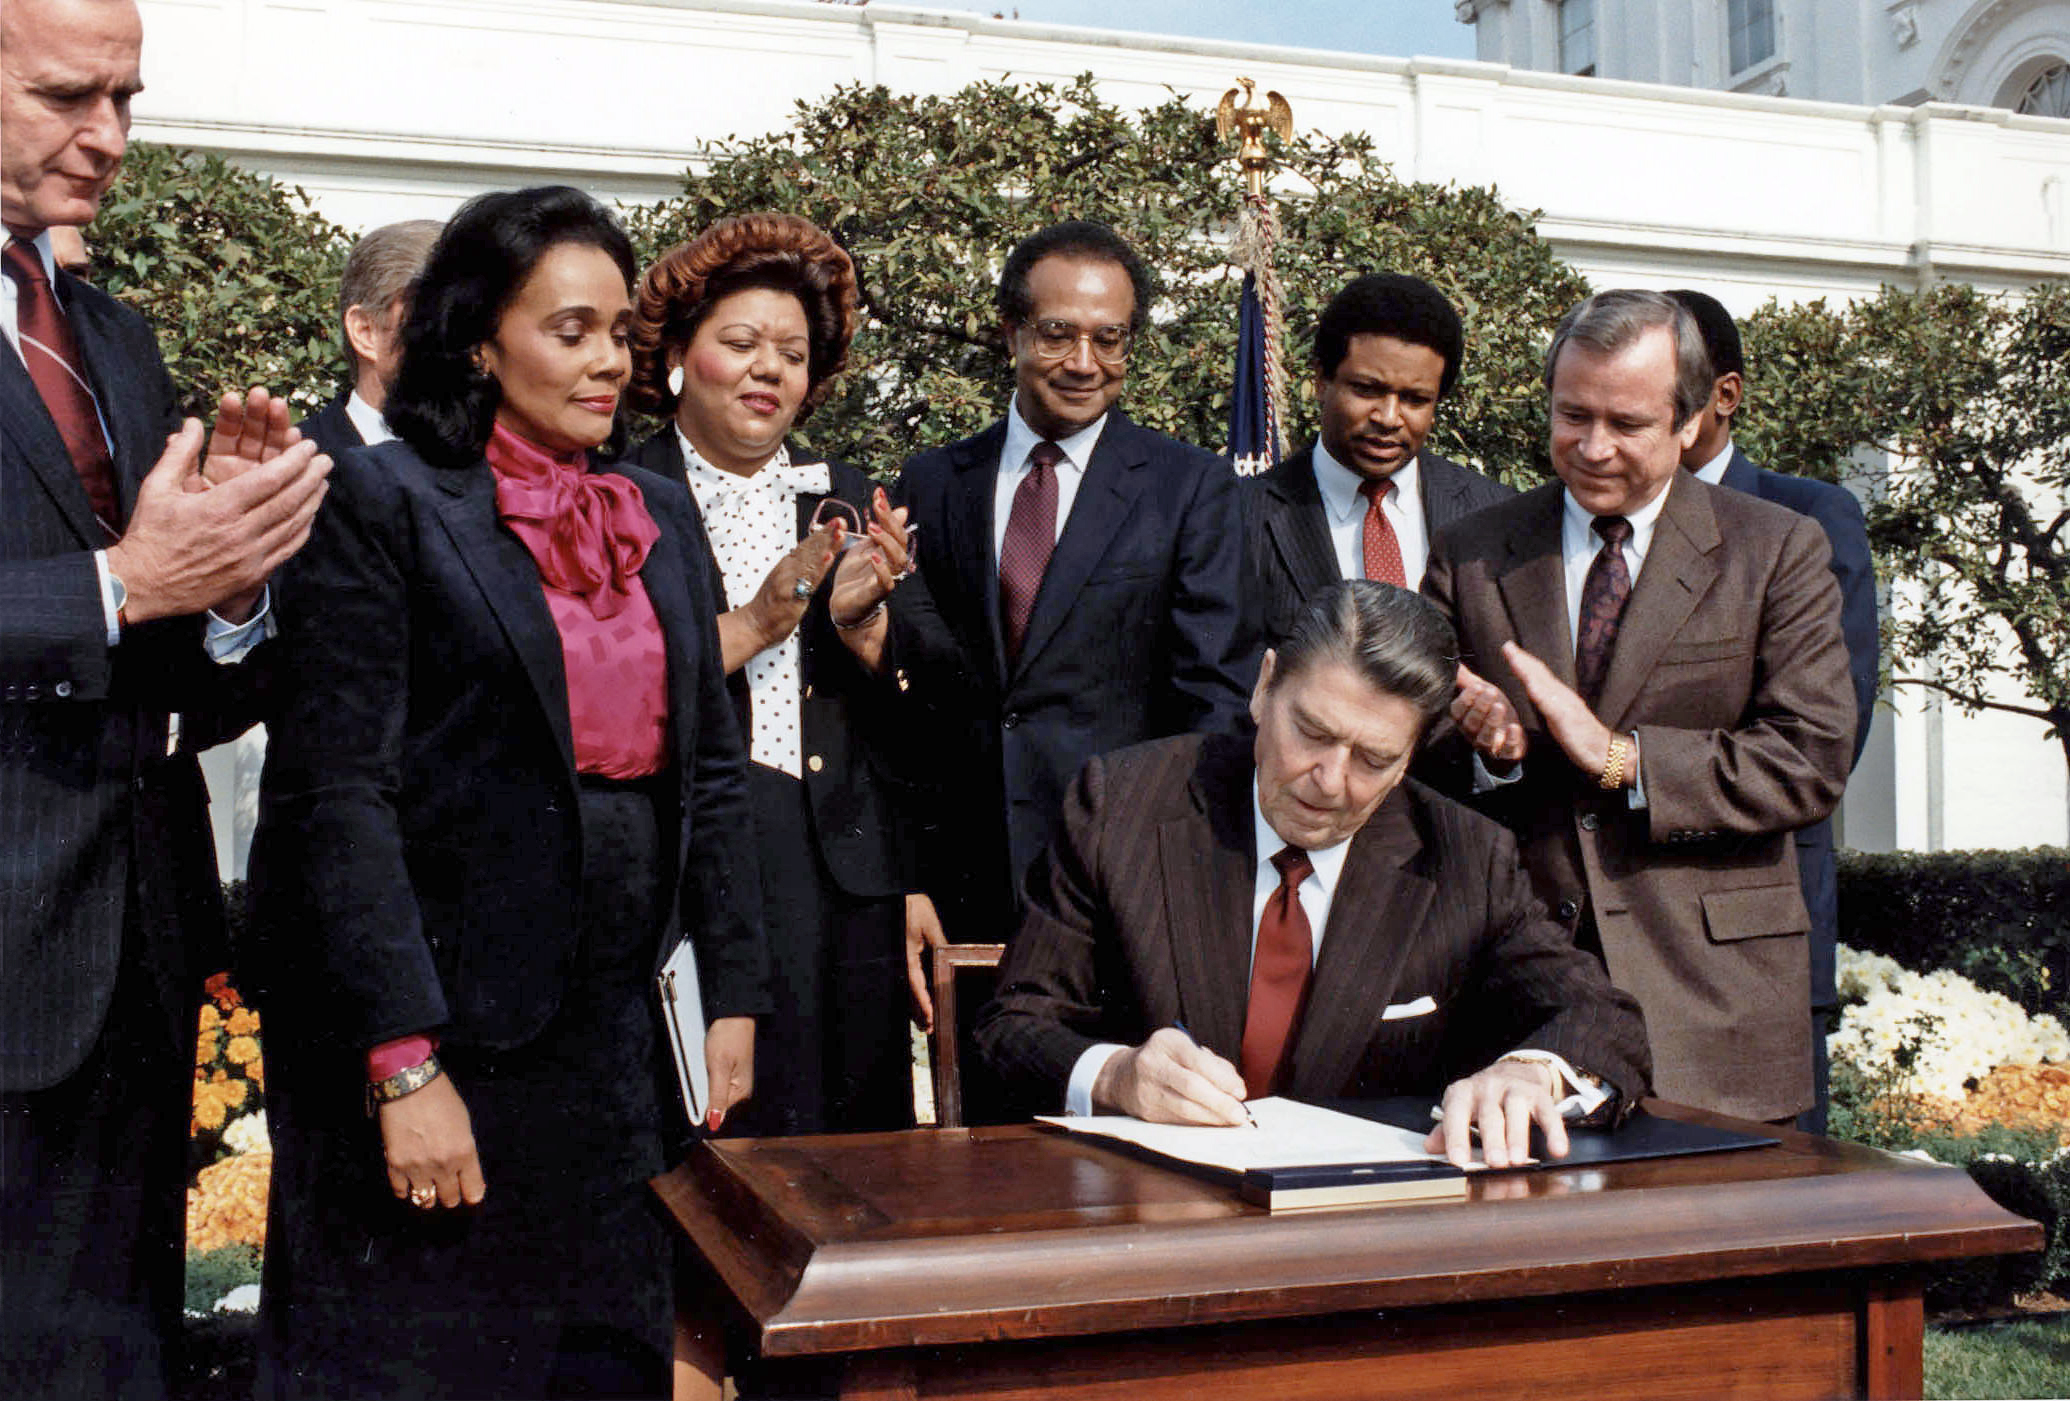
[
  {"xmin": 623, "ymin": 76, "xmax": 1588, "ymax": 481},
  {"xmin": 1741, "ymin": 283, "xmax": 2070, "ymax": 771},
  {"xmin": 86, "ymin": 143, "xmax": 350, "ymax": 420}
]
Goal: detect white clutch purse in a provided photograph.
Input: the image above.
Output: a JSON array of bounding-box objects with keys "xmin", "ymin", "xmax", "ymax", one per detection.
[{"xmin": 656, "ymin": 937, "xmax": 710, "ymax": 1122}]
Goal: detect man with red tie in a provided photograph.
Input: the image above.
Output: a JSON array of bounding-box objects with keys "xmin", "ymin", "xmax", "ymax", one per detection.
[
  {"xmin": 1422, "ymin": 290, "xmax": 1855, "ymax": 1125},
  {"xmin": 1246, "ymin": 272, "xmax": 1512, "ymax": 648},
  {"xmin": 1, "ymin": 0, "xmax": 329, "ymax": 1394},
  {"xmin": 975, "ymin": 581, "xmax": 1648, "ymax": 1164},
  {"xmin": 884, "ymin": 221, "xmax": 1256, "ymax": 1037}
]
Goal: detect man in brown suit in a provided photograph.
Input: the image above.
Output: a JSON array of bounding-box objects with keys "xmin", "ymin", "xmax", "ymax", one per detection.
[
  {"xmin": 1421, "ymin": 290, "xmax": 1854, "ymax": 1123},
  {"xmin": 976, "ymin": 581, "xmax": 1650, "ymax": 1167}
]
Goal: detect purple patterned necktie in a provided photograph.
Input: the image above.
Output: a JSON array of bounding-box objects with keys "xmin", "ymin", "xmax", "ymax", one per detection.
[
  {"xmin": 1575, "ymin": 514, "xmax": 1633, "ymax": 706},
  {"xmin": 4, "ymin": 240, "xmax": 119, "ymax": 535},
  {"xmin": 999, "ymin": 440, "xmax": 1062, "ymax": 663}
]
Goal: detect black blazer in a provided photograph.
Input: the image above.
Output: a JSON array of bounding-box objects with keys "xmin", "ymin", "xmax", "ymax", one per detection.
[
  {"xmin": 294, "ymin": 390, "xmax": 365, "ymax": 463},
  {"xmin": 1716, "ymin": 447, "xmax": 1879, "ymax": 1007},
  {"xmin": 975, "ymin": 733, "xmax": 1652, "ymax": 1116},
  {"xmin": 249, "ymin": 439, "xmax": 768, "ymax": 1056},
  {"xmin": 887, "ymin": 409, "xmax": 1258, "ymax": 940},
  {"xmin": 1, "ymin": 270, "xmax": 240, "ymax": 1092},
  {"xmin": 626, "ymin": 431, "xmax": 905, "ymax": 900},
  {"xmin": 1245, "ymin": 444, "xmax": 1514, "ymax": 645}
]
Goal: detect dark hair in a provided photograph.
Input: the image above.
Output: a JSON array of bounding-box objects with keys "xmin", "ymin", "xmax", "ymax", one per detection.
[
  {"xmin": 384, "ymin": 186, "xmax": 637, "ymax": 470},
  {"xmin": 1665, "ymin": 288, "xmax": 1745, "ymax": 379},
  {"xmin": 996, "ymin": 220, "xmax": 1156, "ymax": 337},
  {"xmin": 1543, "ymin": 289, "xmax": 1713, "ymax": 431},
  {"xmin": 627, "ymin": 212, "xmax": 858, "ymax": 419},
  {"xmin": 1265, "ymin": 580, "xmax": 1459, "ymax": 727},
  {"xmin": 1312, "ymin": 273, "xmax": 1465, "ymax": 397}
]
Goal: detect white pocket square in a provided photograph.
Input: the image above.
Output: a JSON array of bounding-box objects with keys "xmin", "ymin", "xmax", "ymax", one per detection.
[{"xmin": 1381, "ymin": 995, "xmax": 1437, "ymax": 1020}]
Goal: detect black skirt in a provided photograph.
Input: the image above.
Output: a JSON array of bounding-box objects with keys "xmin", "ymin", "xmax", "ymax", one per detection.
[
  {"xmin": 259, "ymin": 779, "xmax": 678, "ymax": 1400},
  {"xmin": 719, "ymin": 763, "xmax": 910, "ymax": 1137}
]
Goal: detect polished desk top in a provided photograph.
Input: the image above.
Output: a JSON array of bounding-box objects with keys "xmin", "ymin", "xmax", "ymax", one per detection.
[{"xmin": 651, "ymin": 1102, "xmax": 2041, "ymax": 1358}]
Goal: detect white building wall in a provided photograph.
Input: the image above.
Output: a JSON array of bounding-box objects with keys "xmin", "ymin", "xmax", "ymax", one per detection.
[{"xmin": 131, "ymin": 0, "xmax": 2070, "ymax": 851}]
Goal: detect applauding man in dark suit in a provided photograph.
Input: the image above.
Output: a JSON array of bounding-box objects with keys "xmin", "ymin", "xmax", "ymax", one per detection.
[
  {"xmin": 0, "ymin": 0, "xmax": 330, "ymax": 1394},
  {"xmin": 1423, "ymin": 290, "xmax": 1854, "ymax": 1125},
  {"xmin": 889, "ymin": 221, "xmax": 1256, "ymax": 1000},
  {"xmin": 1248, "ymin": 273, "xmax": 1511, "ymax": 644},
  {"xmin": 977, "ymin": 581, "xmax": 1649, "ymax": 1164}
]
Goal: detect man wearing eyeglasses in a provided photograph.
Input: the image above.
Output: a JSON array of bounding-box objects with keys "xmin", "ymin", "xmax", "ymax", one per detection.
[{"xmin": 884, "ymin": 221, "xmax": 1256, "ymax": 1087}]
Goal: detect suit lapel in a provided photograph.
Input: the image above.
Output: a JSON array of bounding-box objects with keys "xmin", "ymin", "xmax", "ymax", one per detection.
[
  {"xmin": 634, "ymin": 468, "xmax": 702, "ymax": 778},
  {"xmin": 66, "ymin": 278, "xmax": 162, "ymax": 525},
  {"xmin": 944, "ymin": 424, "xmax": 1008, "ymax": 682},
  {"xmin": 1013, "ymin": 413, "xmax": 1147, "ymax": 676},
  {"xmin": 1493, "ymin": 486, "xmax": 1574, "ymax": 703},
  {"xmin": 1419, "ymin": 453, "xmax": 1474, "ymax": 534},
  {"xmin": 1719, "ymin": 447, "xmax": 1761, "ymax": 496},
  {"xmin": 1160, "ymin": 737, "xmax": 1257, "ymax": 1062},
  {"xmin": 433, "ymin": 462, "xmax": 577, "ymax": 774},
  {"xmin": 1594, "ymin": 476, "xmax": 1720, "ymax": 730},
  {"xmin": 1262, "ymin": 449, "xmax": 1339, "ymax": 601},
  {"xmin": 1287, "ymin": 789, "xmax": 1433, "ymax": 1100},
  {"xmin": 0, "ymin": 343, "xmax": 103, "ymax": 544}
]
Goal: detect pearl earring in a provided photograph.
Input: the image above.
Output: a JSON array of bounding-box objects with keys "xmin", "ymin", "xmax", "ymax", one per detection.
[{"xmin": 667, "ymin": 365, "xmax": 684, "ymax": 397}]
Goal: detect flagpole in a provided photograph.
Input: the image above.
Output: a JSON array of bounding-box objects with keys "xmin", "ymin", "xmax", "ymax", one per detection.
[{"xmin": 1218, "ymin": 77, "xmax": 1293, "ymax": 477}]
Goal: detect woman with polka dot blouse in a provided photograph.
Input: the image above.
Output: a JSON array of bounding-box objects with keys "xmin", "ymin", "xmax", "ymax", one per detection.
[{"xmin": 625, "ymin": 213, "xmax": 918, "ymax": 1138}]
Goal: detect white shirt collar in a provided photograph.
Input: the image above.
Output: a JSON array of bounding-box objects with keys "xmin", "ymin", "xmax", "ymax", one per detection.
[
  {"xmin": 1560, "ymin": 469, "xmax": 1676, "ymax": 566},
  {"xmin": 1691, "ymin": 438, "xmax": 1735, "ymax": 486},
  {"xmin": 1003, "ymin": 393, "xmax": 1105, "ymax": 475},
  {"xmin": 1312, "ymin": 439, "xmax": 1420, "ymax": 526},
  {"xmin": 674, "ymin": 426, "xmax": 831, "ymax": 497},
  {"xmin": 1249, "ymin": 777, "xmax": 1355, "ymax": 899},
  {"xmin": 344, "ymin": 389, "xmax": 395, "ymax": 447}
]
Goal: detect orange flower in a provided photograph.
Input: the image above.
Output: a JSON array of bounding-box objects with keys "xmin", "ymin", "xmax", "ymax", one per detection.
[
  {"xmin": 204, "ymin": 971, "xmax": 242, "ymax": 1010},
  {"xmin": 225, "ymin": 1036, "xmax": 260, "ymax": 1067},
  {"xmin": 198, "ymin": 1004, "xmax": 222, "ymax": 1033},
  {"xmin": 221, "ymin": 1078, "xmax": 248, "ymax": 1109},
  {"xmin": 245, "ymin": 1057, "xmax": 265, "ymax": 1091},
  {"xmin": 192, "ymin": 1087, "xmax": 227, "ymax": 1132},
  {"xmin": 226, "ymin": 1007, "xmax": 260, "ymax": 1037},
  {"xmin": 195, "ymin": 1031, "xmax": 220, "ymax": 1067}
]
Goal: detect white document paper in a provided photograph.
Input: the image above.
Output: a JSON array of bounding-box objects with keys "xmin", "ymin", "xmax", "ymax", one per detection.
[
  {"xmin": 1038, "ymin": 1096, "xmax": 1455, "ymax": 1173},
  {"xmin": 656, "ymin": 938, "xmax": 710, "ymax": 1122}
]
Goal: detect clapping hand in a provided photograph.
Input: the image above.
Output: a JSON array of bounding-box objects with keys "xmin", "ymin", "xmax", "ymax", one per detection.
[
  {"xmin": 1452, "ymin": 663, "xmax": 1527, "ymax": 764},
  {"xmin": 1499, "ymin": 642, "xmax": 1618, "ymax": 779}
]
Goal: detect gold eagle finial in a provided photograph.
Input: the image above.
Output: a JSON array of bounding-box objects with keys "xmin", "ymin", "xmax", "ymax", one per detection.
[{"xmin": 1216, "ymin": 76, "xmax": 1294, "ymax": 198}]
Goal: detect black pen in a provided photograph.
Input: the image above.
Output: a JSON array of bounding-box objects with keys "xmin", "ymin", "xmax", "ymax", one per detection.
[{"xmin": 1171, "ymin": 1020, "xmax": 1258, "ymax": 1128}]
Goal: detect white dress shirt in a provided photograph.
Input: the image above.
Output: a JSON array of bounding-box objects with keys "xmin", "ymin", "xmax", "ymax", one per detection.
[
  {"xmin": 991, "ymin": 396, "xmax": 1105, "ymax": 561},
  {"xmin": 3, "ymin": 230, "xmax": 267, "ymax": 658},
  {"xmin": 1691, "ymin": 438, "xmax": 1734, "ymax": 486},
  {"xmin": 1311, "ymin": 442, "xmax": 1430, "ymax": 589},
  {"xmin": 344, "ymin": 389, "xmax": 395, "ymax": 447}
]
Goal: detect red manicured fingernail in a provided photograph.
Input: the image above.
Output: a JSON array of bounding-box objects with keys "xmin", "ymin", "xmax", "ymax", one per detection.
[{"xmin": 707, "ymin": 1109, "xmax": 723, "ymax": 1131}]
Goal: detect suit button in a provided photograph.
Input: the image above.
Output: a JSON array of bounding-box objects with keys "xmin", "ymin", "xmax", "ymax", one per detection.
[
  {"xmin": 807, "ymin": 755, "xmax": 824, "ymax": 773},
  {"xmin": 23, "ymin": 684, "xmax": 40, "ymax": 701},
  {"xmin": 54, "ymin": 681, "xmax": 72, "ymax": 698},
  {"xmin": 1003, "ymin": 712, "xmax": 1021, "ymax": 729},
  {"xmin": 1580, "ymin": 812, "xmax": 1600, "ymax": 832},
  {"xmin": 1557, "ymin": 899, "xmax": 1580, "ymax": 922},
  {"xmin": 803, "ymin": 684, "xmax": 814, "ymax": 700},
  {"xmin": 3, "ymin": 685, "xmax": 17, "ymax": 701}
]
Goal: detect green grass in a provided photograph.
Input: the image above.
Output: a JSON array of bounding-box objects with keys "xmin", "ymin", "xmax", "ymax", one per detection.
[{"xmin": 1926, "ymin": 1319, "xmax": 2070, "ymax": 1399}]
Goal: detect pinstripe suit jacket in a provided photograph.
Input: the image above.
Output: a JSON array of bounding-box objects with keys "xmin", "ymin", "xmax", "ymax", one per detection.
[
  {"xmin": 1, "ymin": 272, "xmax": 241, "ymax": 1092},
  {"xmin": 974, "ymin": 732, "xmax": 1651, "ymax": 1116}
]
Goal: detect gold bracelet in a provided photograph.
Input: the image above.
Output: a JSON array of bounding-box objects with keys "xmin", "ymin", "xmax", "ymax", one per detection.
[
  {"xmin": 367, "ymin": 1054, "xmax": 444, "ymax": 1112},
  {"xmin": 1598, "ymin": 735, "xmax": 1630, "ymax": 791}
]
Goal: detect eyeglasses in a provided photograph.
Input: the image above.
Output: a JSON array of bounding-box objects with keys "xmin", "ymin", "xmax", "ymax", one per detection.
[{"xmin": 1022, "ymin": 319, "xmax": 1133, "ymax": 366}]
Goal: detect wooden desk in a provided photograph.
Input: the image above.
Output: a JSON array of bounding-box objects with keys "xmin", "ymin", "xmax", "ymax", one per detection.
[{"xmin": 653, "ymin": 1104, "xmax": 2041, "ymax": 1400}]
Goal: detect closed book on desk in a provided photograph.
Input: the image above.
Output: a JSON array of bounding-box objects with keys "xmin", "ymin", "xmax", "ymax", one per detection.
[{"xmin": 1241, "ymin": 1160, "xmax": 1467, "ymax": 1211}]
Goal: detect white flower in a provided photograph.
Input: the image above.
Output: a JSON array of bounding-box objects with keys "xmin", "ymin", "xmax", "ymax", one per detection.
[
  {"xmin": 214, "ymin": 1283, "xmax": 261, "ymax": 1314},
  {"xmin": 1829, "ymin": 946, "xmax": 2067, "ymax": 1100},
  {"xmin": 221, "ymin": 1109, "xmax": 270, "ymax": 1157}
]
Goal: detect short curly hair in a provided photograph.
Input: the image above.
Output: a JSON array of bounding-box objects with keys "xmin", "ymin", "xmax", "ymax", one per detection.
[{"xmin": 628, "ymin": 213, "xmax": 858, "ymax": 419}]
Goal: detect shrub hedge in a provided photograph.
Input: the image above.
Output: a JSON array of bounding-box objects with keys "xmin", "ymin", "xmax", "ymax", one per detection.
[{"xmin": 1838, "ymin": 848, "xmax": 2070, "ymax": 1022}]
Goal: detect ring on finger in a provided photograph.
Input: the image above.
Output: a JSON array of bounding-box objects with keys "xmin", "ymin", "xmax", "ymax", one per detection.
[
  {"xmin": 790, "ymin": 576, "xmax": 813, "ymax": 601},
  {"xmin": 409, "ymin": 1185, "xmax": 437, "ymax": 1208}
]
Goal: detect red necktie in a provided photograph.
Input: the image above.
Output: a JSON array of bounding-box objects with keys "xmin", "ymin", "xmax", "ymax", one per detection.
[
  {"xmin": 998, "ymin": 440, "xmax": 1061, "ymax": 663},
  {"xmin": 1240, "ymin": 845, "xmax": 1315, "ymax": 1099},
  {"xmin": 1359, "ymin": 478, "xmax": 1405, "ymax": 587},
  {"xmin": 4, "ymin": 240, "xmax": 119, "ymax": 535},
  {"xmin": 1575, "ymin": 515, "xmax": 1634, "ymax": 706}
]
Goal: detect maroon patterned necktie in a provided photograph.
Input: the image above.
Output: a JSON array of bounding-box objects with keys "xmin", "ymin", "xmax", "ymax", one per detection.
[
  {"xmin": 1240, "ymin": 845, "xmax": 1315, "ymax": 1099},
  {"xmin": 998, "ymin": 440, "xmax": 1062, "ymax": 663},
  {"xmin": 1358, "ymin": 478, "xmax": 1406, "ymax": 587},
  {"xmin": 1575, "ymin": 514, "xmax": 1634, "ymax": 706},
  {"xmin": 4, "ymin": 240, "xmax": 119, "ymax": 535}
]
